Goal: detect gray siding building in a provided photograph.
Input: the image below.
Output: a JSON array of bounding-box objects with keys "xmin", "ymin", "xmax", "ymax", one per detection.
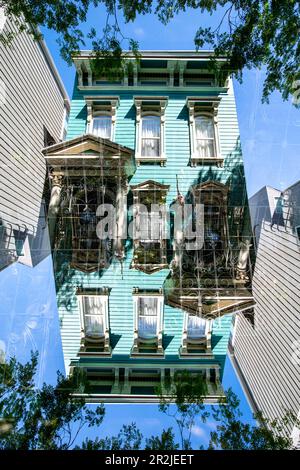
[
  {"xmin": 230, "ymin": 181, "xmax": 300, "ymax": 442},
  {"xmin": 0, "ymin": 11, "xmax": 69, "ymax": 270}
]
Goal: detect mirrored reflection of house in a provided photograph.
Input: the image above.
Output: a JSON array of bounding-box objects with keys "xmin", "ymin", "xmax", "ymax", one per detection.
[
  {"xmin": 44, "ymin": 51, "xmax": 255, "ymax": 403},
  {"xmin": 0, "ymin": 13, "xmax": 69, "ymax": 272},
  {"xmin": 230, "ymin": 182, "xmax": 300, "ymax": 442}
]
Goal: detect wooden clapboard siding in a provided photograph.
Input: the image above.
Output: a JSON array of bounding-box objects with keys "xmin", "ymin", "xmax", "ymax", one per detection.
[
  {"xmin": 0, "ymin": 16, "xmax": 68, "ymax": 264},
  {"xmin": 58, "ymin": 72, "xmax": 247, "ymax": 380},
  {"xmin": 233, "ymin": 210, "xmax": 300, "ymax": 436}
]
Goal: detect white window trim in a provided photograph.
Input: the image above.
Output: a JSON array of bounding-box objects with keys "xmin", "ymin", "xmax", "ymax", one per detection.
[
  {"xmin": 132, "ymin": 291, "xmax": 164, "ymax": 354},
  {"xmin": 134, "ymin": 97, "xmax": 167, "ymax": 165},
  {"xmin": 85, "ymin": 96, "xmax": 119, "ymax": 141},
  {"xmin": 77, "ymin": 292, "xmax": 110, "ymax": 351},
  {"xmin": 187, "ymin": 97, "xmax": 223, "ymax": 167}
]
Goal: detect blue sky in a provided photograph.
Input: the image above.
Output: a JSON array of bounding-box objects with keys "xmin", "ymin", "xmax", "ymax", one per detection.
[{"xmin": 0, "ymin": 3, "xmax": 298, "ymax": 448}]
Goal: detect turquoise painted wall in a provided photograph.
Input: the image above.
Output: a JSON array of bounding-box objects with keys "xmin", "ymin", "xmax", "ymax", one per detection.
[{"xmin": 57, "ymin": 76, "xmax": 248, "ymax": 380}]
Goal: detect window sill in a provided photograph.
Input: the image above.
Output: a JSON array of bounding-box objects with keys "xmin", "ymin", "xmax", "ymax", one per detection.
[
  {"xmin": 136, "ymin": 155, "xmax": 167, "ymax": 166},
  {"xmin": 130, "ymin": 350, "xmax": 165, "ymax": 358},
  {"xmin": 77, "ymin": 349, "xmax": 112, "ymax": 357},
  {"xmin": 179, "ymin": 349, "xmax": 214, "ymax": 359},
  {"xmin": 190, "ymin": 156, "xmax": 224, "ymax": 167}
]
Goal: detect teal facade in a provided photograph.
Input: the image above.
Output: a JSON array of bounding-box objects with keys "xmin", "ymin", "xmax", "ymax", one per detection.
[{"xmin": 46, "ymin": 52, "xmax": 253, "ymax": 402}]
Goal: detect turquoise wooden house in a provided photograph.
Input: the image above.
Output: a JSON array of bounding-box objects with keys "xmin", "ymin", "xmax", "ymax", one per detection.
[{"xmin": 43, "ymin": 51, "xmax": 254, "ymax": 403}]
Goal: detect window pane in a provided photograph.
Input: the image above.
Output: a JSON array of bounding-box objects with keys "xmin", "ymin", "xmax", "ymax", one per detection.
[
  {"xmin": 187, "ymin": 315, "xmax": 206, "ymax": 339},
  {"xmin": 92, "ymin": 116, "xmax": 112, "ymax": 139},
  {"xmin": 196, "ymin": 139, "xmax": 214, "ymax": 158},
  {"xmin": 142, "ymin": 116, "xmax": 160, "ymax": 138},
  {"xmin": 141, "ymin": 139, "xmax": 160, "ymax": 156},
  {"xmin": 138, "ymin": 297, "xmax": 158, "ymax": 316},
  {"xmin": 141, "ymin": 115, "xmax": 160, "ymax": 156},
  {"xmin": 138, "ymin": 297, "xmax": 158, "ymax": 339},
  {"xmin": 195, "ymin": 116, "xmax": 214, "ymax": 139},
  {"xmin": 85, "ymin": 314, "xmax": 104, "ymax": 337}
]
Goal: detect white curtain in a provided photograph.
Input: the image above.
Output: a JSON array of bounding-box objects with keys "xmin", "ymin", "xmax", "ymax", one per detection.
[
  {"xmin": 195, "ymin": 116, "xmax": 215, "ymax": 158},
  {"xmin": 141, "ymin": 115, "xmax": 160, "ymax": 156},
  {"xmin": 138, "ymin": 297, "xmax": 158, "ymax": 339},
  {"xmin": 92, "ymin": 116, "xmax": 112, "ymax": 139},
  {"xmin": 83, "ymin": 296, "xmax": 105, "ymax": 338},
  {"xmin": 187, "ymin": 315, "xmax": 206, "ymax": 339}
]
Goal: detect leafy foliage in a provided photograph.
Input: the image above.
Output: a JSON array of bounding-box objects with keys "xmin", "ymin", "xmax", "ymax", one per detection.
[
  {"xmin": 0, "ymin": 352, "xmax": 105, "ymax": 449},
  {"xmin": 209, "ymin": 388, "xmax": 300, "ymax": 450},
  {"xmin": 77, "ymin": 423, "xmax": 142, "ymax": 450},
  {"xmin": 145, "ymin": 428, "xmax": 179, "ymax": 450},
  {"xmin": 157, "ymin": 370, "xmax": 209, "ymax": 449},
  {"xmin": 1, "ymin": 1, "xmax": 299, "ymax": 102},
  {"xmin": 1, "ymin": 356, "xmax": 299, "ymax": 450}
]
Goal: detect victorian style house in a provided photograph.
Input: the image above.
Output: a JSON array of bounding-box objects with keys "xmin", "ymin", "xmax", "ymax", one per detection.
[{"xmin": 43, "ymin": 51, "xmax": 254, "ymax": 402}]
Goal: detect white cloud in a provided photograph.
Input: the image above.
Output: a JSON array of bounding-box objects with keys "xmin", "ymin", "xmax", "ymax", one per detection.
[
  {"xmin": 191, "ymin": 425, "xmax": 206, "ymax": 437},
  {"xmin": 134, "ymin": 27, "xmax": 145, "ymax": 38}
]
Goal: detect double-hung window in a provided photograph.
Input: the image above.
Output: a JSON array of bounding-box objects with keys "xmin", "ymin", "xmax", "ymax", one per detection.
[
  {"xmin": 195, "ymin": 116, "xmax": 215, "ymax": 159},
  {"xmin": 187, "ymin": 97, "xmax": 223, "ymax": 166},
  {"xmin": 132, "ymin": 289, "xmax": 164, "ymax": 354},
  {"xmin": 82, "ymin": 296, "xmax": 105, "ymax": 339},
  {"xmin": 77, "ymin": 290, "xmax": 110, "ymax": 349},
  {"xmin": 141, "ymin": 115, "xmax": 161, "ymax": 157},
  {"xmin": 91, "ymin": 114, "xmax": 112, "ymax": 139},
  {"xmin": 137, "ymin": 297, "xmax": 159, "ymax": 340},
  {"xmin": 134, "ymin": 97, "xmax": 167, "ymax": 165}
]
